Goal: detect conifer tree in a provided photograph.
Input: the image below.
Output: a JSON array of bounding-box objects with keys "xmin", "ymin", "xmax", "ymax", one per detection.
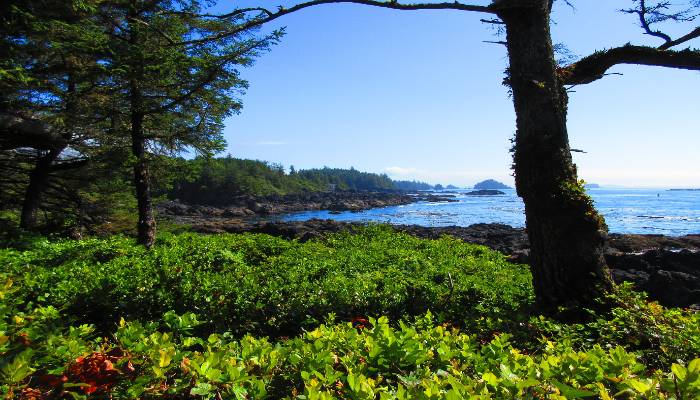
[{"xmin": 95, "ymin": 0, "xmax": 281, "ymax": 247}]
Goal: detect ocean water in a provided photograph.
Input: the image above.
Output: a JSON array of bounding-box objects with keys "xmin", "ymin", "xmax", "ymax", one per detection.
[{"xmin": 280, "ymin": 188, "xmax": 700, "ymax": 236}]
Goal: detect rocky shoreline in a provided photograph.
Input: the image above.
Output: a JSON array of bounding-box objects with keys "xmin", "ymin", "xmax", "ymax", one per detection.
[
  {"xmin": 158, "ymin": 199, "xmax": 700, "ymax": 308},
  {"xmin": 158, "ymin": 191, "xmax": 457, "ymax": 218}
]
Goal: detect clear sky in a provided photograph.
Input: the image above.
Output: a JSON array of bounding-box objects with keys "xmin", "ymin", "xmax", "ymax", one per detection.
[{"xmin": 213, "ymin": 1, "xmax": 699, "ymax": 188}]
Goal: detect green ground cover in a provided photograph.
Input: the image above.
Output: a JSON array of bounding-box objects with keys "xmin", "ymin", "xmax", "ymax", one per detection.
[{"xmin": 1, "ymin": 227, "xmax": 699, "ymax": 398}]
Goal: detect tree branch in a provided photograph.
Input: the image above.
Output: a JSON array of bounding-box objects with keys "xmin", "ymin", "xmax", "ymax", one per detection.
[
  {"xmin": 180, "ymin": 1, "xmax": 495, "ymax": 46},
  {"xmin": 559, "ymin": 44, "xmax": 700, "ymax": 85},
  {"xmin": 621, "ymin": 0, "xmax": 699, "ymax": 49},
  {"xmin": 659, "ymin": 26, "xmax": 700, "ymax": 49}
]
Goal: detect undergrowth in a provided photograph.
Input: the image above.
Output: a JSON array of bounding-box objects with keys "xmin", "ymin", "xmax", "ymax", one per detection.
[{"xmin": 1, "ymin": 227, "xmax": 699, "ymax": 398}]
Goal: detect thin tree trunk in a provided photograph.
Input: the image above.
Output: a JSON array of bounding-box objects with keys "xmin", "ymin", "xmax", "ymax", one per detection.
[
  {"xmin": 128, "ymin": 2, "xmax": 156, "ymax": 248},
  {"xmin": 19, "ymin": 147, "xmax": 64, "ymax": 230},
  {"xmin": 130, "ymin": 87, "xmax": 156, "ymax": 248},
  {"xmin": 497, "ymin": 0, "xmax": 613, "ymax": 313}
]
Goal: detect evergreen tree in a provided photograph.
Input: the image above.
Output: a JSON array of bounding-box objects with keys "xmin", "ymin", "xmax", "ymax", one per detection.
[
  {"xmin": 1, "ymin": 0, "xmax": 109, "ymax": 230},
  {"xmin": 93, "ymin": 0, "xmax": 282, "ymax": 246}
]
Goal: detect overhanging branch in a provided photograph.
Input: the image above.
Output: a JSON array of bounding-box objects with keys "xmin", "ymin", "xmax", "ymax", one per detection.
[
  {"xmin": 559, "ymin": 44, "xmax": 700, "ymax": 85},
  {"xmin": 181, "ymin": 1, "xmax": 495, "ymax": 46},
  {"xmin": 659, "ymin": 26, "xmax": 700, "ymax": 50}
]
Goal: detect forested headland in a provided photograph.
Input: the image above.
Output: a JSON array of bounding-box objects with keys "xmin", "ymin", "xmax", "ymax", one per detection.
[{"xmin": 1, "ymin": 153, "xmax": 436, "ymax": 235}]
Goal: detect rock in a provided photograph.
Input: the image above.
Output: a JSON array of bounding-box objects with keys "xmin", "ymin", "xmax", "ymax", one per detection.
[
  {"xmin": 611, "ymin": 269, "xmax": 650, "ymax": 287},
  {"xmin": 222, "ymin": 207, "xmax": 248, "ymax": 217},
  {"xmin": 606, "ymin": 247, "xmax": 700, "ymax": 307},
  {"xmin": 159, "ymin": 200, "xmax": 190, "ymax": 215},
  {"xmin": 416, "ymin": 194, "xmax": 459, "ymax": 202},
  {"xmin": 608, "ymin": 233, "xmax": 700, "ymax": 253},
  {"xmin": 158, "ymin": 191, "xmax": 417, "ymax": 218},
  {"xmin": 644, "ymin": 270, "xmax": 700, "ymax": 307},
  {"xmin": 464, "ymin": 190, "xmax": 506, "ymax": 196},
  {"xmin": 508, "ymin": 249, "xmax": 530, "ymax": 264}
]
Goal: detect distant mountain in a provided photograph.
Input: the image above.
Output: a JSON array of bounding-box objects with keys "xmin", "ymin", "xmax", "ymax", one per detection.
[
  {"xmin": 446, "ymin": 184, "xmax": 459, "ymax": 190},
  {"xmin": 473, "ymin": 179, "xmax": 512, "ymax": 190},
  {"xmin": 584, "ymin": 183, "xmax": 600, "ymax": 189}
]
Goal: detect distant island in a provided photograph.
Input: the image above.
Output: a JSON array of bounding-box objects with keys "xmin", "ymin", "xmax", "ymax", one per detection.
[
  {"xmin": 585, "ymin": 183, "xmax": 600, "ymax": 189},
  {"xmin": 668, "ymin": 188, "xmax": 700, "ymax": 191},
  {"xmin": 473, "ymin": 179, "xmax": 512, "ymax": 190},
  {"xmin": 465, "ymin": 189, "xmax": 506, "ymax": 196}
]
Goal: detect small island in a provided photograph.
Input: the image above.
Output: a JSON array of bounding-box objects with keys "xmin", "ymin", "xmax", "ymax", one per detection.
[
  {"xmin": 473, "ymin": 179, "xmax": 512, "ymax": 190},
  {"xmin": 465, "ymin": 189, "xmax": 506, "ymax": 196}
]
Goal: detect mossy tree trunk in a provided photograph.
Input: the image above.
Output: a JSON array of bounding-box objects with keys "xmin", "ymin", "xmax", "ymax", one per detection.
[{"xmin": 497, "ymin": 0, "xmax": 614, "ymax": 312}]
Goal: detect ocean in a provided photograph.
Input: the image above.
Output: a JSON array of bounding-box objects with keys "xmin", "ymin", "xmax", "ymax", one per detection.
[{"xmin": 280, "ymin": 188, "xmax": 700, "ymax": 236}]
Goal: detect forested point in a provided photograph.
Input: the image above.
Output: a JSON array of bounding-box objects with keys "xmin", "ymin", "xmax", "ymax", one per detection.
[
  {"xmin": 2, "ymin": 154, "xmax": 435, "ymax": 233},
  {"xmin": 2, "ymin": 0, "xmax": 700, "ymax": 398}
]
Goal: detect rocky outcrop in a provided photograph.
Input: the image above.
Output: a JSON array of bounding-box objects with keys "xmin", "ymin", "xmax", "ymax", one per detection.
[
  {"xmin": 159, "ymin": 191, "xmax": 424, "ymax": 218},
  {"xmin": 606, "ymin": 248, "xmax": 700, "ymax": 307},
  {"xmin": 417, "ymin": 194, "xmax": 459, "ymax": 202},
  {"xmin": 464, "ymin": 190, "xmax": 506, "ymax": 196},
  {"xmin": 159, "ymin": 191, "xmax": 467, "ymax": 220}
]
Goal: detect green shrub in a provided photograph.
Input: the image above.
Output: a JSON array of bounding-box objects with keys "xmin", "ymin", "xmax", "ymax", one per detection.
[
  {"xmin": 0, "ymin": 226, "xmax": 533, "ymax": 337},
  {"xmin": 529, "ymin": 283, "xmax": 700, "ymax": 369},
  {"xmin": 3, "ymin": 229, "xmax": 700, "ymax": 398},
  {"xmin": 2, "ymin": 306, "xmax": 699, "ymax": 399}
]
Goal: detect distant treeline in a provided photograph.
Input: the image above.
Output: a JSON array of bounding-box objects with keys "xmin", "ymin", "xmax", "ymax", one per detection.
[
  {"xmin": 0, "ymin": 152, "xmax": 437, "ymax": 234},
  {"xmin": 168, "ymin": 157, "xmax": 436, "ymax": 205}
]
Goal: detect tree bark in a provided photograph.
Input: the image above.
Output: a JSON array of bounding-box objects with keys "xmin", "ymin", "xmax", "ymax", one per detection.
[
  {"xmin": 496, "ymin": 0, "xmax": 614, "ymax": 313},
  {"xmin": 19, "ymin": 147, "xmax": 65, "ymax": 230}
]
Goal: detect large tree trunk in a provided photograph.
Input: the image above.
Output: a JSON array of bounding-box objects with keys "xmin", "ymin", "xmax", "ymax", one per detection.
[
  {"xmin": 497, "ymin": 0, "xmax": 613, "ymax": 312},
  {"xmin": 130, "ymin": 100, "xmax": 156, "ymax": 248},
  {"xmin": 19, "ymin": 147, "xmax": 64, "ymax": 230}
]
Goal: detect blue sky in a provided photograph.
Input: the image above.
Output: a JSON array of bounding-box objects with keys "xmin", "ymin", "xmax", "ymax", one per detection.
[{"xmin": 214, "ymin": 1, "xmax": 699, "ymax": 187}]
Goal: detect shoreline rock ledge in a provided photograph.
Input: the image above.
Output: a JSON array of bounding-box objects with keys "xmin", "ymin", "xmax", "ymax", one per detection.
[{"xmin": 158, "ymin": 191, "xmax": 463, "ymax": 219}]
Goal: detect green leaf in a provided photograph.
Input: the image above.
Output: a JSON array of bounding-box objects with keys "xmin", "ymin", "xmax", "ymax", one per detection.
[
  {"xmin": 552, "ymin": 380, "xmax": 597, "ymax": 398},
  {"xmin": 1, "ymin": 351, "xmax": 34, "ymax": 384},
  {"xmin": 190, "ymin": 382, "xmax": 214, "ymax": 396},
  {"xmin": 688, "ymin": 358, "xmax": 700, "ymax": 374},
  {"xmin": 158, "ymin": 347, "xmax": 176, "ymax": 368},
  {"xmin": 482, "ymin": 371, "xmax": 499, "ymax": 387},
  {"xmin": 672, "ymin": 364, "xmax": 687, "ymax": 381},
  {"xmin": 624, "ymin": 379, "xmax": 651, "ymax": 393}
]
